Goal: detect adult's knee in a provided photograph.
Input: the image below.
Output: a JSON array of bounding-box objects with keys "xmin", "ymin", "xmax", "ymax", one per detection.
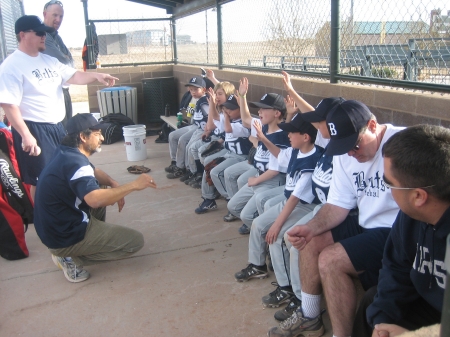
[
  {"xmin": 128, "ymin": 230, "xmax": 144, "ymax": 253},
  {"xmin": 318, "ymin": 244, "xmax": 344, "ymax": 276}
]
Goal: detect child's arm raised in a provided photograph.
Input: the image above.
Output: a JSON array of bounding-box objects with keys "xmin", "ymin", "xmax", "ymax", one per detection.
[
  {"xmin": 253, "ymin": 119, "xmax": 281, "ymax": 158},
  {"xmin": 237, "ymin": 77, "xmax": 253, "ymax": 129}
]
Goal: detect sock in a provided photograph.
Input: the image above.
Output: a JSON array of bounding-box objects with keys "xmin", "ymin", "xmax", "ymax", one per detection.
[
  {"xmin": 301, "ymin": 291, "xmax": 322, "ymax": 318},
  {"xmin": 195, "ymin": 159, "xmax": 204, "ymax": 174}
]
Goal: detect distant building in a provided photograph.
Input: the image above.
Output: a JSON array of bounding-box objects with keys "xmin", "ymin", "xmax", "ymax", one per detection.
[
  {"xmin": 315, "ymin": 20, "xmax": 430, "ymax": 57},
  {"xmin": 0, "ymin": 0, "xmax": 24, "ymax": 63},
  {"xmin": 430, "ymin": 9, "xmax": 450, "ymax": 35},
  {"xmin": 126, "ymin": 30, "xmax": 170, "ymax": 46}
]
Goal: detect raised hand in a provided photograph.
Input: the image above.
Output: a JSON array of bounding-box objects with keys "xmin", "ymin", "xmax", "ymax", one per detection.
[
  {"xmin": 252, "ymin": 119, "xmax": 265, "ymax": 140},
  {"xmin": 285, "ymin": 94, "xmax": 298, "ymax": 115},
  {"xmin": 238, "ymin": 77, "xmax": 249, "ymax": 97},
  {"xmin": 281, "ymin": 71, "xmax": 294, "ymax": 93},
  {"xmin": 206, "ymin": 87, "xmax": 217, "ymax": 106}
]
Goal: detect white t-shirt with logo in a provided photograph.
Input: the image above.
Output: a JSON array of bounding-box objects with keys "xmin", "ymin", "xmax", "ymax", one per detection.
[
  {"xmin": 327, "ymin": 124, "xmax": 404, "ymax": 229},
  {"xmin": 0, "ymin": 50, "xmax": 77, "ymax": 123}
]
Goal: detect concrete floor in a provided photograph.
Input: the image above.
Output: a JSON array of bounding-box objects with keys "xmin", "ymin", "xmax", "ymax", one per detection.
[{"xmin": 0, "ymin": 135, "xmax": 333, "ymax": 337}]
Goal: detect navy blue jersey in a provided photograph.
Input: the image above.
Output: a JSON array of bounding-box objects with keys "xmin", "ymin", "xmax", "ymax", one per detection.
[
  {"xmin": 192, "ymin": 95, "xmax": 209, "ymax": 130},
  {"xmin": 223, "ymin": 119, "xmax": 252, "ymax": 155},
  {"xmin": 253, "ymin": 125, "xmax": 290, "ymax": 172},
  {"xmin": 284, "ymin": 145, "xmax": 324, "ymax": 199},
  {"xmin": 34, "ymin": 145, "xmax": 100, "ymax": 249},
  {"xmin": 311, "ymin": 152, "xmax": 333, "ymax": 204}
]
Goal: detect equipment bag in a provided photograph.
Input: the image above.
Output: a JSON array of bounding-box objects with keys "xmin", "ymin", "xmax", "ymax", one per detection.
[
  {"xmin": 98, "ymin": 113, "xmax": 135, "ymax": 145},
  {"xmin": 0, "ymin": 129, "xmax": 34, "ymax": 260}
]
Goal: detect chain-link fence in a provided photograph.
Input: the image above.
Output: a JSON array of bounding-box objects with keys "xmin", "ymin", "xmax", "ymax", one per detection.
[
  {"xmin": 0, "ymin": 0, "xmax": 24, "ymax": 63},
  {"xmin": 83, "ymin": 0, "xmax": 450, "ymax": 91}
]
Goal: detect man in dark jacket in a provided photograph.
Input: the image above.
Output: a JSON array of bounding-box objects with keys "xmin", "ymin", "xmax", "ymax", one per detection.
[{"xmin": 353, "ymin": 124, "xmax": 450, "ymax": 337}]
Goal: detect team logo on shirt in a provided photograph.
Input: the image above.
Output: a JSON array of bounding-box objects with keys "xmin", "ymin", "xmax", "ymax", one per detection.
[
  {"xmin": 32, "ymin": 68, "xmax": 59, "ymax": 83},
  {"xmin": 353, "ymin": 170, "xmax": 386, "ymax": 197},
  {"xmin": 413, "ymin": 244, "xmax": 446, "ymax": 289}
]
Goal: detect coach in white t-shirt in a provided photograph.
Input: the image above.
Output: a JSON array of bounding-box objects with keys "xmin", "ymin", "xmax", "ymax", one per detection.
[
  {"xmin": 268, "ymin": 101, "xmax": 404, "ymax": 337},
  {"xmin": 0, "ymin": 15, "xmax": 118, "ymax": 201}
]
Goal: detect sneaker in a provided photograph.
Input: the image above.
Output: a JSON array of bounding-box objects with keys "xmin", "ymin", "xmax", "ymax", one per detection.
[
  {"xmin": 166, "ymin": 167, "xmax": 186, "ymax": 179},
  {"xmin": 274, "ymin": 297, "xmax": 302, "ymax": 321},
  {"xmin": 165, "ymin": 161, "xmax": 176, "ymax": 172},
  {"xmin": 53, "ymin": 256, "xmax": 90, "ymax": 283},
  {"xmin": 223, "ymin": 211, "xmax": 239, "ymax": 222},
  {"xmin": 180, "ymin": 171, "xmax": 194, "ymax": 182},
  {"xmin": 234, "ymin": 263, "xmax": 268, "ymax": 282},
  {"xmin": 189, "ymin": 174, "xmax": 203, "ymax": 185},
  {"xmin": 190, "ymin": 181, "xmax": 201, "ymax": 189},
  {"xmin": 51, "ymin": 254, "xmax": 62, "ymax": 270},
  {"xmin": 262, "ymin": 282, "xmax": 295, "ymax": 308},
  {"xmin": 185, "ymin": 172, "xmax": 200, "ymax": 185},
  {"xmin": 238, "ymin": 223, "xmax": 250, "ymax": 235},
  {"xmin": 195, "ymin": 198, "xmax": 217, "ymax": 214},
  {"xmin": 267, "ymin": 309, "xmax": 325, "ymax": 337}
]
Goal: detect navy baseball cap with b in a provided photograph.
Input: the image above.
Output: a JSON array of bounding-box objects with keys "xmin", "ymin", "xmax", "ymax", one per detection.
[
  {"xmin": 301, "ymin": 97, "xmax": 346, "ymax": 123},
  {"xmin": 278, "ymin": 113, "xmax": 317, "ymax": 139},
  {"xmin": 185, "ymin": 76, "xmax": 206, "ymax": 88},
  {"xmin": 325, "ymin": 100, "xmax": 372, "ymax": 156},
  {"xmin": 15, "ymin": 15, "xmax": 54, "ymax": 34},
  {"xmin": 249, "ymin": 93, "xmax": 286, "ymax": 114},
  {"xmin": 221, "ymin": 94, "xmax": 239, "ymax": 110},
  {"xmin": 66, "ymin": 113, "xmax": 102, "ymax": 135}
]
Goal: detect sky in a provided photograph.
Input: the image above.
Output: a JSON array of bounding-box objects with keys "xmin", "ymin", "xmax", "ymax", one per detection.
[
  {"xmin": 22, "ymin": 0, "xmax": 168, "ymax": 48},
  {"xmin": 23, "ymin": 0, "xmax": 449, "ymax": 48}
]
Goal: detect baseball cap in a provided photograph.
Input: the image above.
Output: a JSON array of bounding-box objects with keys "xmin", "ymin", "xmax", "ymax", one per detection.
[
  {"xmin": 15, "ymin": 15, "xmax": 55, "ymax": 34},
  {"xmin": 301, "ymin": 97, "xmax": 346, "ymax": 123},
  {"xmin": 325, "ymin": 100, "xmax": 372, "ymax": 156},
  {"xmin": 221, "ymin": 94, "xmax": 239, "ymax": 110},
  {"xmin": 278, "ymin": 113, "xmax": 317, "ymax": 139},
  {"xmin": 66, "ymin": 113, "xmax": 102, "ymax": 134},
  {"xmin": 249, "ymin": 93, "xmax": 286, "ymax": 114},
  {"xmin": 185, "ymin": 76, "xmax": 206, "ymax": 88}
]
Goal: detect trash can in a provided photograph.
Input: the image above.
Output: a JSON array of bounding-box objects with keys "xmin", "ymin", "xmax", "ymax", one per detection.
[
  {"xmin": 97, "ymin": 86, "xmax": 137, "ymax": 124},
  {"xmin": 142, "ymin": 77, "xmax": 178, "ymax": 124}
]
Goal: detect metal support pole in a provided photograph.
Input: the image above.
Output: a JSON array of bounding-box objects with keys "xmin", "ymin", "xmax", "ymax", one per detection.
[
  {"xmin": 330, "ymin": 0, "xmax": 340, "ymax": 84},
  {"xmin": 171, "ymin": 18, "xmax": 178, "ymax": 64},
  {"xmin": 81, "ymin": 0, "xmax": 94, "ymax": 69},
  {"xmin": 217, "ymin": 1, "xmax": 223, "ymax": 69}
]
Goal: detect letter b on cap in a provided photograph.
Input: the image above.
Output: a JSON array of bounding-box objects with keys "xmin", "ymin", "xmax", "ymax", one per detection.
[{"xmin": 328, "ymin": 123, "xmax": 337, "ymax": 136}]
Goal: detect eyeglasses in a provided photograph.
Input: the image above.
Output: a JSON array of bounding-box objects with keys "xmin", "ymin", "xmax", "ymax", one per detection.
[
  {"xmin": 44, "ymin": 0, "xmax": 63, "ymax": 10},
  {"xmin": 25, "ymin": 30, "xmax": 47, "ymax": 37},
  {"xmin": 383, "ymin": 175, "xmax": 435, "ymax": 190}
]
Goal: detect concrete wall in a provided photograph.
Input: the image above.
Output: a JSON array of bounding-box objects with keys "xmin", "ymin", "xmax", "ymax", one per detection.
[
  {"xmin": 88, "ymin": 64, "xmax": 450, "ymax": 128},
  {"xmin": 174, "ymin": 65, "xmax": 450, "ymax": 128}
]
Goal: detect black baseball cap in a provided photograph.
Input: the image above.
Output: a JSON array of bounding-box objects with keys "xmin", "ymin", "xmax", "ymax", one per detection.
[
  {"xmin": 185, "ymin": 76, "xmax": 206, "ymax": 88},
  {"xmin": 301, "ymin": 97, "xmax": 346, "ymax": 123},
  {"xmin": 221, "ymin": 94, "xmax": 239, "ymax": 110},
  {"xmin": 66, "ymin": 113, "xmax": 102, "ymax": 134},
  {"xmin": 249, "ymin": 93, "xmax": 286, "ymax": 114},
  {"xmin": 278, "ymin": 113, "xmax": 317, "ymax": 139},
  {"xmin": 325, "ymin": 100, "xmax": 372, "ymax": 156},
  {"xmin": 15, "ymin": 15, "xmax": 54, "ymax": 34}
]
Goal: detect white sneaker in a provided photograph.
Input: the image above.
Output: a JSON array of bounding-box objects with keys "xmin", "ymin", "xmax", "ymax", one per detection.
[{"xmin": 52, "ymin": 255, "xmax": 90, "ymax": 283}]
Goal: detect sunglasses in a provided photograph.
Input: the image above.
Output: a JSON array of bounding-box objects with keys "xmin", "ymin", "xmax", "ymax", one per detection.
[
  {"xmin": 25, "ymin": 30, "xmax": 47, "ymax": 37},
  {"xmin": 44, "ymin": 0, "xmax": 63, "ymax": 10},
  {"xmin": 383, "ymin": 175, "xmax": 435, "ymax": 190}
]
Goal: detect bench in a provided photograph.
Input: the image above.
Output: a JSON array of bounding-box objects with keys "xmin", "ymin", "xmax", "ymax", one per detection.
[{"xmin": 160, "ymin": 115, "xmax": 178, "ymax": 130}]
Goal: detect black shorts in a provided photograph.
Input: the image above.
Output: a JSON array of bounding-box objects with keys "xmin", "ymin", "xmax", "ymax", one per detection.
[
  {"xmin": 330, "ymin": 216, "xmax": 391, "ymax": 290},
  {"xmin": 12, "ymin": 121, "xmax": 66, "ymax": 185}
]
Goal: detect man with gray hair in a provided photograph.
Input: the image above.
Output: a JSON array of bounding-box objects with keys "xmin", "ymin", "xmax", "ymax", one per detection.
[{"xmin": 42, "ymin": 0, "xmax": 74, "ymax": 126}]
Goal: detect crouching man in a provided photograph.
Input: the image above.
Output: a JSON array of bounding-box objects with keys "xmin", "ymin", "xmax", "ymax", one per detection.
[{"xmin": 34, "ymin": 114, "xmax": 157, "ymax": 283}]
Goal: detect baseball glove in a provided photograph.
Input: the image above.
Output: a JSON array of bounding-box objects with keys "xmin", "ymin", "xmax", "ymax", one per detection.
[
  {"xmin": 201, "ymin": 140, "xmax": 224, "ymax": 158},
  {"xmin": 247, "ymin": 146, "xmax": 257, "ymax": 165}
]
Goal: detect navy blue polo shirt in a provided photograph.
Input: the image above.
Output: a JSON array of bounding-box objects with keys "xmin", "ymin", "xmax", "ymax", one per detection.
[{"xmin": 34, "ymin": 145, "xmax": 100, "ymax": 249}]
